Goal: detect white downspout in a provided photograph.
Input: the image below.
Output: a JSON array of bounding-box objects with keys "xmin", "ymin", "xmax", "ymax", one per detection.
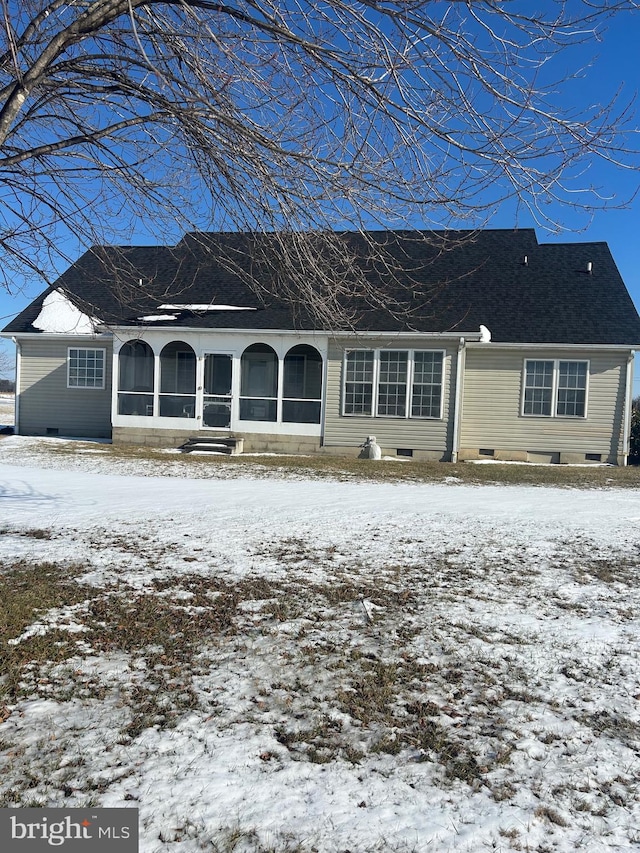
[
  {"xmin": 11, "ymin": 336, "xmax": 21, "ymax": 434},
  {"xmin": 622, "ymin": 351, "xmax": 634, "ymax": 466},
  {"xmin": 451, "ymin": 337, "xmax": 466, "ymax": 463}
]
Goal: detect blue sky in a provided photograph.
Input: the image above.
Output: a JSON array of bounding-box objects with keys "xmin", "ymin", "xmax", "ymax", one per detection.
[{"xmin": 1, "ymin": 6, "xmax": 639, "ymax": 385}]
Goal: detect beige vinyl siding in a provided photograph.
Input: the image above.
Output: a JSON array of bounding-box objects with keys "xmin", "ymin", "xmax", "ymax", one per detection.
[
  {"xmin": 18, "ymin": 337, "xmax": 113, "ymax": 438},
  {"xmin": 323, "ymin": 339, "xmax": 457, "ymax": 457},
  {"xmin": 460, "ymin": 347, "xmax": 628, "ymax": 462}
]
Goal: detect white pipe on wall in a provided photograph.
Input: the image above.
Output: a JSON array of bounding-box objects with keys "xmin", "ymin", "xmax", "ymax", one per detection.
[
  {"xmin": 451, "ymin": 337, "xmax": 466, "ymax": 464},
  {"xmin": 11, "ymin": 336, "xmax": 20, "ymax": 434},
  {"xmin": 622, "ymin": 351, "xmax": 635, "ymax": 466}
]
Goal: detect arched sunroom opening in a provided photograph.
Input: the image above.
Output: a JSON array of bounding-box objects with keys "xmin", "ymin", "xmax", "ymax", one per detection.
[
  {"xmin": 240, "ymin": 343, "xmax": 278, "ymax": 421},
  {"xmin": 159, "ymin": 341, "xmax": 196, "ymax": 418},
  {"xmin": 283, "ymin": 344, "xmax": 322, "ymax": 424},
  {"xmin": 118, "ymin": 340, "xmax": 154, "ymax": 416}
]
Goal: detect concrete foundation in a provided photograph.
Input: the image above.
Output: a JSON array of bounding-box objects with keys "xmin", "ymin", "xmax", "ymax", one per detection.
[
  {"xmin": 112, "ymin": 426, "xmax": 322, "ymax": 455},
  {"xmin": 112, "ymin": 429, "xmax": 623, "ymax": 465},
  {"xmin": 321, "ymin": 444, "xmax": 449, "ymax": 462},
  {"xmin": 112, "ymin": 428, "xmax": 452, "ymax": 461},
  {"xmin": 458, "ymin": 447, "xmax": 618, "ymax": 465}
]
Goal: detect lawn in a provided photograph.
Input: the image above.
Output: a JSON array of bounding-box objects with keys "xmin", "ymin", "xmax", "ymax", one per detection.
[{"xmin": 0, "ymin": 438, "xmax": 639, "ymax": 852}]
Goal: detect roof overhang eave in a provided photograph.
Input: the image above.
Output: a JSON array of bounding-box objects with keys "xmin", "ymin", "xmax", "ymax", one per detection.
[
  {"xmin": 1, "ymin": 330, "xmax": 113, "ymax": 339},
  {"xmin": 465, "ymin": 341, "xmax": 640, "ymax": 350},
  {"xmin": 108, "ymin": 324, "xmax": 485, "ymax": 340}
]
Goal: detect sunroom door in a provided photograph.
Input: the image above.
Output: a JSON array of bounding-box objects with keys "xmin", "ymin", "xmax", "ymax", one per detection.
[{"xmin": 202, "ymin": 353, "xmax": 233, "ymax": 429}]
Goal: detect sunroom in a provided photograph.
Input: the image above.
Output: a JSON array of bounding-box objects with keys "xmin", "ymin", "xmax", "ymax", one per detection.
[{"xmin": 112, "ymin": 333, "xmax": 326, "ymax": 437}]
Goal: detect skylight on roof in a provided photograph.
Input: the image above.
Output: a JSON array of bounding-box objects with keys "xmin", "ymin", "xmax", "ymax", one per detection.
[{"xmin": 158, "ymin": 304, "xmax": 257, "ymax": 311}]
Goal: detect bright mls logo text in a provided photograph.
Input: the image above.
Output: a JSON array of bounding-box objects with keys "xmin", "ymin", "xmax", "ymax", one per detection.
[
  {"xmin": 2, "ymin": 809, "xmax": 138, "ymax": 850},
  {"xmin": 11, "ymin": 815, "xmax": 95, "ymax": 846}
]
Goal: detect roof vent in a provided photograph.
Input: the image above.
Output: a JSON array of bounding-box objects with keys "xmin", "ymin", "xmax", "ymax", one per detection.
[
  {"xmin": 586, "ymin": 262, "xmax": 593, "ymax": 274},
  {"xmin": 523, "ymin": 255, "xmax": 528, "ymax": 266}
]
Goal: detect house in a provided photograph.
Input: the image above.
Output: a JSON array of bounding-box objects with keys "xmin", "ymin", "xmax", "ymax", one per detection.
[{"xmin": 3, "ymin": 229, "xmax": 640, "ymax": 464}]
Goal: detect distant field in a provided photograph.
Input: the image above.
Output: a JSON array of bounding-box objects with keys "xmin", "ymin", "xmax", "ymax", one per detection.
[{"xmin": 0, "ymin": 393, "xmax": 14, "ymax": 426}]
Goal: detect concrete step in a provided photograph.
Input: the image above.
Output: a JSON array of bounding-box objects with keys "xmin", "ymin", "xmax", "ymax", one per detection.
[{"xmin": 180, "ymin": 436, "xmax": 244, "ymax": 456}]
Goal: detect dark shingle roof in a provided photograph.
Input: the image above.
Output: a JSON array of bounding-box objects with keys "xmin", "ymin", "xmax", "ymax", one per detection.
[{"xmin": 4, "ymin": 229, "xmax": 640, "ymax": 345}]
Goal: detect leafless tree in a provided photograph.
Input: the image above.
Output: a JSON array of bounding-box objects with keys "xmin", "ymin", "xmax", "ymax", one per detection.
[
  {"xmin": 0, "ymin": 1, "xmax": 638, "ymax": 323},
  {"xmin": 0, "ymin": 341, "xmax": 13, "ymax": 378}
]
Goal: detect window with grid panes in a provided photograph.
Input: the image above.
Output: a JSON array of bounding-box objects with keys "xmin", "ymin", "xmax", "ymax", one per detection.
[
  {"xmin": 557, "ymin": 361, "xmax": 587, "ymax": 417},
  {"xmin": 344, "ymin": 349, "xmax": 444, "ymax": 418},
  {"xmin": 411, "ymin": 351, "xmax": 443, "ymax": 418},
  {"xmin": 68, "ymin": 348, "xmax": 105, "ymax": 388},
  {"xmin": 523, "ymin": 360, "xmax": 588, "ymax": 417},
  {"xmin": 523, "ymin": 360, "xmax": 553, "ymax": 416},
  {"xmin": 344, "ymin": 351, "xmax": 374, "ymax": 415},
  {"xmin": 377, "ymin": 351, "xmax": 408, "ymax": 416}
]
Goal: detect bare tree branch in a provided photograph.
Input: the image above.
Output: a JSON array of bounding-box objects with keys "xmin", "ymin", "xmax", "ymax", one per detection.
[
  {"xmin": 0, "ymin": 338, "xmax": 13, "ymax": 379},
  {"xmin": 0, "ymin": 0, "xmax": 638, "ymax": 323}
]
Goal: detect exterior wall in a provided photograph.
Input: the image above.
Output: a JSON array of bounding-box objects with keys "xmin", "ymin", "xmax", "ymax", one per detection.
[
  {"xmin": 459, "ymin": 346, "xmax": 629, "ymax": 464},
  {"xmin": 322, "ymin": 338, "xmax": 460, "ymax": 460},
  {"xmin": 13, "ymin": 331, "xmax": 632, "ymax": 465},
  {"xmin": 16, "ymin": 336, "xmax": 113, "ymax": 438},
  {"xmin": 112, "ymin": 426, "xmax": 321, "ymax": 453}
]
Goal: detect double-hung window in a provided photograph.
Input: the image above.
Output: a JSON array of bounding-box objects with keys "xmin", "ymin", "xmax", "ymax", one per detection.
[
  {"xmin": 344, "ymin": 350, "xmax": 375, "ymax": 415},
  {"xmin": 412, "ymin": 351, "xmax": 444, "ymax": 418},
  {"xmin": 522, "ymin": 359, "xmax": 588, "ymax": 418},
  {"xmin": 343, "ymin": 349, "xmax": 444, "ymax": 418},
  {"xmin": 378, "ymin": 351, "xmax": 409, "ymax": 416},
  {"xmin": 556, "ymin": 361, "xmax": 588, "ymax": 417},
  {"xmin": 68, "ymin": 347, "xmax": 105, "ymax": 389}
]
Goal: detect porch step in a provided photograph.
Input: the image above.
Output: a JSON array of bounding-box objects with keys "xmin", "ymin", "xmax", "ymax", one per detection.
[{"xmin": 179, "ymin": 436, "xmax": 244, "ymax": 456}]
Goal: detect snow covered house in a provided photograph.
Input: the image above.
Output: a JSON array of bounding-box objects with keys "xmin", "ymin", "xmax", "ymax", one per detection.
[{"xmin": 3, "ymin": 229, "xmax": 640, "ymax": 464}]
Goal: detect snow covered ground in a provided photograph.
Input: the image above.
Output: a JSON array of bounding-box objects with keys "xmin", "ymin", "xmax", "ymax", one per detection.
[{"xmin": 0, "ymin": 438, "xmax": 639, "ymax": 852}]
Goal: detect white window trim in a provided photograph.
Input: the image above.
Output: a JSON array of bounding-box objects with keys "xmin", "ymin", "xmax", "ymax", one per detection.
[
  {"xmin": 521, "ymin": 358, "xmax": 589, "ymax": 419},
  {"xmin": 405, "ymin": 349, "xmax": 446, "ymax": 421},
  {"xmin": 342, "ymin": 348, "xmax": 375, "ymax": 417},
  {"xmin": 342, "ymin": 348, "xmax": 445, "ymax": 420},
  {"xmin": 67, "ymin": 347, "xmax": 106, "ymax": 390},
  {"xmin": 375, "ymin": 349, "xmax": 410, "ymax": 419}
]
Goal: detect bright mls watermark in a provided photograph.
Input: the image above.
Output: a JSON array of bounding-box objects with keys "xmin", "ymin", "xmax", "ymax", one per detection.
[{"xmin": 0, "ymin": 808, "xmax": 138, "ymax": 851}]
